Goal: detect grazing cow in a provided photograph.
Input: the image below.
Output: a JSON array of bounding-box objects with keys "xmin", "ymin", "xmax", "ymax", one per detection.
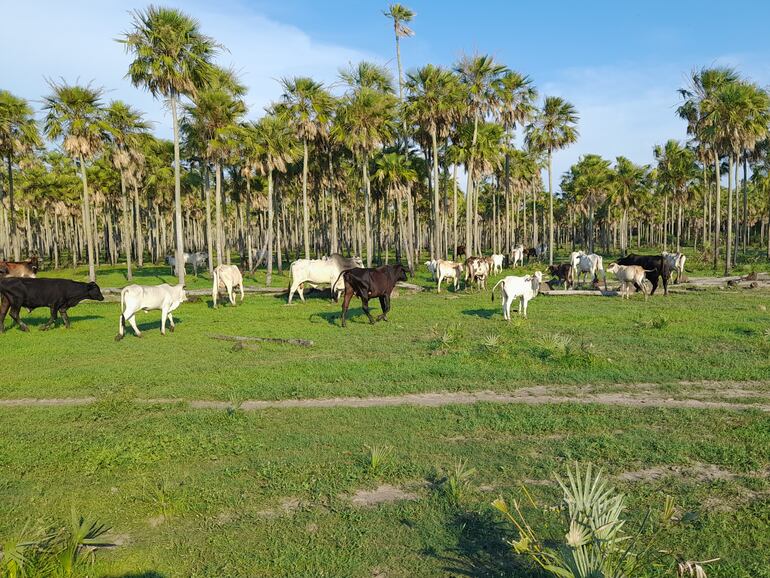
[
  {"xmin": 166, "ymin": 252, "xmax": 208, "ymax": 276},
  {"xmin": 212, "ymin": 264, "xmax": 244, "ymax": 308},
  {"xmin": 288, "ymin": 254, "xmax": 363, "ymax": 304},
  {"xmin": 491, "ymin": 271, "xmax": 543, "ymax": 319},
  {"xmin": 570, "ymin": 251, "xmax": 607, "ymax": 290},
  {"xmin": 491, "ymin": 254, "xmax": 504, "ymax": 274},
  {"xmin": 535, "ymin": 243, "xmax": 548, "ymax": 260},
  {"xmin": 617, "ymin": 254, "xmax": 670, "ymax": 295},
  {"xmin": 455, "ymin": 245, "xmax": 466, "ymax": 260},
  {"xmin": 116, "ymin": 283, "xmax": 187, "ymax": 339},
  {"xmin": 436, "ymin": 260, "xmax": 463, "ymax": 292},
  {"xmin": 510, "ymin": 245, "xmax": 524, "ymax": 268},
  {"xmin": 464, "ymin": 257, "xmax": 490, "ymax": 290},
  {"xmin": 548, "ymin": 263, "xmax": 574, "ymax": 289},
  {"xmin": 0, "ymin": 256, "xmax": 39, "ymax": 278},
  {"xmin": 337, "ymin": 264, "xmax": 408, "ymax": 327},
  {"xmin": 662, "ymin": 251, "xmax": 686, "ymax": 283},
  {"xmin": 607, "ymin": 263, "xmax": 653, "ymax": 300},
  {"xmin": 425, "ymin": 259, "xmax": 439, "ymax": 281},
  {"xmin": 0, "ymin": 278, "xmax": 104, "ymax": 333}
]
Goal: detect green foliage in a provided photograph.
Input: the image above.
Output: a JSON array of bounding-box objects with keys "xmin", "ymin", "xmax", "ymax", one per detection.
[
  {"xmin": 440, "ymin": 460, "xmax": 476, "ymax": 505},
  {"xmin": 364, "ymin": 445, "xmax": 392, "ymax": 476}
]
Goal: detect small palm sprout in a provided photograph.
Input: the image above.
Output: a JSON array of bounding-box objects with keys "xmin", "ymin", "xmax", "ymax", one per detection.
[{"xmin": 365, "ymin": 445, "xmax": 392, "ymax": 475}]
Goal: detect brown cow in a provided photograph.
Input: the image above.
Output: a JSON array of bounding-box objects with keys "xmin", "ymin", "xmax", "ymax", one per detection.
[
  {"xmin": 337, "ymin": 264, "xmax": 408, "ymax": 327},
  {"xmin": 0, "ymin": 256, "xmax": 39, "ymax": 278}
]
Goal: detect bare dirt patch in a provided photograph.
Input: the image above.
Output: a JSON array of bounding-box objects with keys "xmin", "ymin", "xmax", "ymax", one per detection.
[
  {"xmin": 347, "ymin": 485, "xmax": 417, "ymax": 507},
  {"xmin": 618, "ymin": 463, "xmax": 740, "ymax": 483},
  {"xmin": 256, "ymin": 497, "xmax": 302, "ymax": 518}
]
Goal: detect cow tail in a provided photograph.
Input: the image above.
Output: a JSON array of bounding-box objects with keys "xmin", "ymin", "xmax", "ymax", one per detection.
[
  {"xmin": 491, "ymin": 279, "xmax": 504, "ymax": 302},
  {"xmin": 119, "ymin": 287, "xmax": 127, "ymax": 332},
  {"xmin": 332, "ymin": 270, "xmax": 347, "ymax": 295}
]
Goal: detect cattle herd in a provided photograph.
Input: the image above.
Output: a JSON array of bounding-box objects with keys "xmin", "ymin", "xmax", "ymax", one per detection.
[{"xmin": 0, "ymin": 247, "xmax": 686, "ymax": 336}]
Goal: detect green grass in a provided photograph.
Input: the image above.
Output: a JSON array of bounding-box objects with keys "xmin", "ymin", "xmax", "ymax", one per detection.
[
  {"xmin": 2, "ymin": 253, "xmax": 769, "ymax": 577},
  {"xmin": 1, "ymin": 402, "xmax": 768, "ymax": 577}
]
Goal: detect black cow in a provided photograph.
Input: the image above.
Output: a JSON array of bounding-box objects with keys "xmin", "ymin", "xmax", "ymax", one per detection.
[
  {"xmin": 616, "ymin": 254, "xmax": 671, "ymax": 295},
  {"xmin": 337, "ymin": 264, "xmax": 408, "ymax": 327},
  {"xmin": 0, "ymin": 278, "xmax": 104, "ymax": 333},
  {"xmin": 548, "ymin": 263, "xmax": 574, "ymax": 289}
]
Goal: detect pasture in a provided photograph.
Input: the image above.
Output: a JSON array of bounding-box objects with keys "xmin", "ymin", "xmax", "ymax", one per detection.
[{"xmin": 2, "ymin": 261, "xmax": 770, "ymax": 577}]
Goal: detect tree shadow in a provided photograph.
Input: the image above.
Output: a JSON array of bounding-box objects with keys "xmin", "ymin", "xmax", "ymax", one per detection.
[
  {"xmin": 430, "ymin": 509, "xmax": 545, "ymax": 578},
  {"xmin": 462, "ymin": 309, "xmax": 496, "ymax": 319}
]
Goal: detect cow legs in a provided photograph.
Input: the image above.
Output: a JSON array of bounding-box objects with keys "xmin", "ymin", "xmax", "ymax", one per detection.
[
  {"xmin": 239, "ymin": 282, "xmax": 245, "ymax": 303},
  {"xmin": 361, "ymin": 297, "xmax": 375, "ymax": 324},
  {"xmin": 503, "ymin": 294, "xmax": 511, "ymax": 321},
  {"xmin": 377, "ymin": 295, "xmax": 390, "ymax": 321},
  {"xmin": 10, "ymin": 306, "xmax": 28, "ymax": 332},
  {"xmin": 437, "ymin": 274, "xmax": 443, "ymax": 293},
  {"xmin": 40, "ymin": 307, "xmax": 58, "ymax": 331},
  {"xmin": 59, "ymin": 309, "xmax": 70, "ymax": 329},
  {"xmin": 168, "ymin": 312, "xmax": 176, "ymax": 332},
  {"xmin": 340, "ymin": 289, "xmax": 354, "ymax": 327},
  {"xmin": 160, "ymin": 307, "xmax": 168, "ymax": 336},
  {"xmin": 0, "ymin": 297, "xmax": 9, "ymax": 333},
  {"xmin": 127, "ymin": 311, "xmax": 142, "ymax": 337},
  {"xmin": 227, "ymin": 281, "xmax": 235, "ymax": 306}
]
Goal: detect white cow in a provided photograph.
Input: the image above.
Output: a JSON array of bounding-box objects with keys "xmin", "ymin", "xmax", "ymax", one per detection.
[
  {"xmin": 662, "ymin": 251, "xmax": 686, "ymax": 283},
  {"xmin": 465, "ymin": 257, "xmax": 490, "ymax": 290},
  {"xmin": 510, "ymin": 245, "xmax": 524, "ymax": 268},
  {"xmin": 436, "ymin": 260, "xmax": 463, "ymax": 292},
  {"xmin": 491, "ymin": 271, "xmax": 543, "ymax": 319},
  {"xmin": 571, "ymin": 251, "xmax": 607, "ymax": 290},
  {"xmin": 607, "ymin": 263, "xmax": 651, "ymax": 300},
  {"xmin": 425, "ymin": 259, "xmax": 439, "ymax": 281},
  {"xmin": 166, "ymin": 251, "xmax": 208, "ymax": 276},
  {"xmin": 288, "ymin": 254, "xmax": 363, "ymax": 304},
  {"xmin": 116, "ymin": 283, "xmax": 188, "ymax": 339},
  {"xmin": 491, "ymin": 254, "xmax": 505, "ymax": 275},
  {"xmin": 212, "ymin": 264, "xmax": 244, "ymax": 308}
]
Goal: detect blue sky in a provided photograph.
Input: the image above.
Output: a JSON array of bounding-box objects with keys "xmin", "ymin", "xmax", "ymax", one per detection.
[{"xmin": 3, "ymin": 0, "xmax": 770, "ymax": 187}]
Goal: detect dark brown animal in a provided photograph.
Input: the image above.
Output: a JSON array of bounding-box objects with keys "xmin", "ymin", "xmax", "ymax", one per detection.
[
  {"xmin": 0, "ymin": 256, "xmax": 39, "ymax": 278},
  {"xmin": 337, "ymin": 264, "xmax": 408, "ymax": 327},
  {"xmin": 548, "ymin": 263, "xmax": 574, "ymax": 289}
]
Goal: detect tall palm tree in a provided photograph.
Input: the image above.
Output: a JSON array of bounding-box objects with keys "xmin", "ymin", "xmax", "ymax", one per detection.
[
  {"xmin": 678, "ymin": 67, "xmax": 739, "ymax": 270},
  {"xmin": 611, "ymin": 156, "xmax": 648, "ymax": 255},
  {"xmin": 560, "ymin": 154, "xmax": 612, "ymax": 254},
  {"xmin": 277, "ymin": 77, "xmax": 333, "ymax": 259},
  {"xmin": 526, "ymin": 96, "xmax": 578, "ymax": 264},
  {"xmin": 105, "ymin": 101, "xmax": 150, "ymax": 281},
  {"xmin": 383, "ymin": 3, "xmax": 414, "ymax": 106},
  {"xmin": 43, "ymin": 81, "xmax": 108, "ymax": 282},
  {"xmin": 653, "ymin": 140, "xmax": 697, "ymax": 252},
  {"xmin": 373, "ymin": 152, "xmax": 418, "ymax": 271},
  {"xmin": 248, "ymin": 114, "xmax": 300, "ymax": 286},
  {"xmin": 0, "ymin": 90, "xmax": 41, "ymax": 259},
  {"xmin": 405, "ymin": 65, "xmax": 464, "ymax": 258},
  {"xmin": 455, "ymin": 54, "xmax": 508, "ymax": 254},
  {"xmin": 335, "ymin": 88, "xmax": 398, "ymax": 266},
  {"xmin": 120, "ymin": 6, "xmax": 220, "ymax": 284}
]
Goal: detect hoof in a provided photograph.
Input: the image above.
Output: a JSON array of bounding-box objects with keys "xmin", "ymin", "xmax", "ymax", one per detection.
[
  {"xmin": 169, "ymin": 326, "xmax": 175, "ymax": 333},
  {"xmin": 135, "ymin": 333, "xmax": 143, "ymax": 339},
  {"xmin": 40, "ymin": 325, "xmax": 50, "ymax": 332},
  {"xmin": 115, "ymin": 334, "xmax": 124, "ymax": 342},
  {"xmin": 19, "ymin": 325, "xmax": 30, "ymax": 332}
]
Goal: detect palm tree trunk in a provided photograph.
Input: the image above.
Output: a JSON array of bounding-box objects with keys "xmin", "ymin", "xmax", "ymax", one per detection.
[
  {"xmin": 742, "ymin": 155, "xmax": 748, "ymax": 253},
  {"xmin": 169, "ymin": 93, "xmax": 185, "ymax": 284},
  {"xmin": 120, "ymin": 172, "xmax": 132, "ymax": 281},
  {"xmin": 452, "ymin": 163, "xmax": 458, "ymax": 259},
  {"xmin": 465, "ymin": 113, "xmax": 479, "ymax": 255},
  {"xmin": 431, "ymin": 128, "xmax": 440, "ymax": 259},
  {"xmin": 713, "ymin": 153, "xmax": 721, "ymax": 269},
  {"xmin": 302, "ymin": 139, "xmax": 311, "ymax": 259},
  {"xmin": 203, "ymin": 167, "xmax": 213, "ymax": 275},
  {"xmin": 363, "ymin": 154, "xmax": 373, "ymax": 267},
  {"xmin": 725, "ymin": 154, "xmax": 733, "ymax": 275},
  {"xmin": 266, "ymin": 168, "xmax": 274, "ymax": 287},
  {"xmin": 329, "ymin": 152, "xmax": 338, "ymax": 255},
  {"xmin": 6, "ymin": 154, "xmax": 20, "ymax": 260},
  {"xmin": 548, "ymin": 150, "xmax": 554, "ymax": 265},
  {"xmin": 78, "ymin": 155, "xmax": 96, "ymax": 282},
  {"xmin": 215, "ymin": 162, "xmax": 223, "ymax": 266}
]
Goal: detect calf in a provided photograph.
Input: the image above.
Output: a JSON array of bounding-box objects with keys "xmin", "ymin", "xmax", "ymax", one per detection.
[
  {"xmin": 548, "ymin": 263, "xmax": 574, "ymax": 289},
  {"xmin": 617, "ymin": 254, "xmax": 670, "ymax": 295},
  {"xmin": 0, "ymin": 278, "xmax": 104, "ymax": 333},
  {"xmin": 117, "ymin": 283, "xmax": 187, "ymax": 339},
  {"xmin": 464, "ymin": 257, "xmax": 490, "ymax": 290},
  {"xmin": 571, "ymin": 251, "xmax": 607, "ymax": 289},
  {"xmin": 436, "ymin": 260, "xmax": 463, "ymax": 293},
  {"xmin": 0, "ymin": 256, "xmax": 39, "ymax": 278},
  {"xmin": 510, "ymin": 245, "xmax": 524, "ymax": 268},
  {"xmin": 491, "ymin": 254, "xmax": 504, "ymax": 275},
  {"xmin": 166, "ymin": 251, "xmax": 208, "ymax": 276},
  {"xmin": 212, "ymin": 264, "xmax": 244, "ymax": 308},
  {"xmin": 607, "ymin": 263, "xmax": 653, "ymax": 300},
  {"xmin": 491, "ymin": 271, "xmax": 543, "ymax": 319},
  {"xmin": 337, "ymin": 264, "xmax": 408, "ymax": 327},
  {"xmin": 662, "ymin": 251, "xmax": 686, "ymax": 283}
]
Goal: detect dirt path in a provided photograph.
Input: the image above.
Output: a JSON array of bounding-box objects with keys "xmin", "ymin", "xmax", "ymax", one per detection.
[{"xmin": 1, "ymin": 382, "xmax": 769, "ymax": 412}]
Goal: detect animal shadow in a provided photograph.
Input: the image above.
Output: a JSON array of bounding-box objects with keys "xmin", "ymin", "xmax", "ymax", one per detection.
[
  {"xmin": 462, "ymin": 308, "xmax": 496, "ymax": 319},
  {"xmin": 313, "ymin": 308, "xmax": 372, "ymax": 326},
  {"xmin": 103, "ymin": 573, "xmax": 167, "ymax": 578}
]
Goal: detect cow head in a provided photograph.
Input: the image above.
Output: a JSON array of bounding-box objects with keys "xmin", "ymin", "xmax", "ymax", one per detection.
[
  {"xmin": 395, "ymin": 264, "xmax": 408, "ymax": 283},
  {"xmin": 173, "ymin": 284, "xmax": 189, "ymax": 303},
  {"xmin": 87, "ymin": 282, "xmax": 105, "ymax": 301},
  {"xmin": 606, "ymin": 262, "xmax": 620, "ymax": 275}
]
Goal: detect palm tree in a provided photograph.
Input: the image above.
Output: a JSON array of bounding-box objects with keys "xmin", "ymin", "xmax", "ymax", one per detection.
[
  {"xmin": 560, "ymin": 154, "xmax": 612, "ymax": 253},
  {"xmin": 383, "ymin": 4, "xmax": 414, "ymax": 105},
  {"xmin": 612, "ymin": 156, "xmax": 648, "ymax": 255},
  {"xmin": 405, "ymin": 65, "xmax": 464, "ymax": 258},
  {"xmin": 526, "ymin": 96, "xmax": 578, "ymax": 264},
  {"xmin": 277, "ymin": 77, "xmax": 333, "ymax": 260},
  {"xmin": 335, "ymin": 88, "xmax": 398, "ymax": 266},
  {"xmin": 43, "ymin": 81, "xmax": 108, "ymax": 282},
  {"xmin": 105, "ymin": 101, "xmax": 150, "ymax": 280},
  {"xmin": 373, "ymin": 152, "xmax": 418, "ymax": 271},
  {"xmin": 120, "ymin": 6, "xmax": 220, "ymax": 284},
  {"xmin": 248, "ymin": 114, "xmax": 300, "ymax": 286},
  {"xmin": 678, "ymin": 67, "xmax": 739, "ymax": 270},
  {"xmin": 455, "ymin": 54, "xmax": 508, "ymax": 254},
  {"xmin": 0, "ymin": 90, "xmax": 41, "ymax": 260},
  {"xmin": 653, "ymin": 140, "xmax": 697, "ymax": 252}
]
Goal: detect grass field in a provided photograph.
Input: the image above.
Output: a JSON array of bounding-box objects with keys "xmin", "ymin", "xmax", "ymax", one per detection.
[{"xmin": 2, "ymin": 255, "xmax": 770, "ymax": 577}]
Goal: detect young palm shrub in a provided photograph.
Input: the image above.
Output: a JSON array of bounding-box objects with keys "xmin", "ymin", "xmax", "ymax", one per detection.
[
  {"xmin": 492, "ymin": 463, "xmax": 706, "ymax": 577},
  {"xmin": 442, "ymin": 460, "xmax": 477, "ymax": 505},
  {"xmin": 365, "ymin": 445, "xmax": 392, "ymax": 476}
]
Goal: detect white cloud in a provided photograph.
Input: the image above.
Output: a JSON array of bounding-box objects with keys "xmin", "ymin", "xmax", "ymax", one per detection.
[{"xmin": 0, "ymin": 0, "xmax": 372, "ymax": 136}]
